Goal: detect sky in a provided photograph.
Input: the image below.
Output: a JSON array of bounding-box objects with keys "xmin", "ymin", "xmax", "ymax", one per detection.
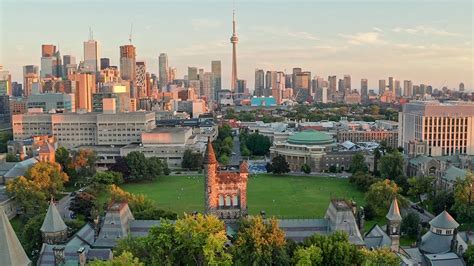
[{"xmin": 1, "ymin": 0, "xmax": 473, "ymax": 91}]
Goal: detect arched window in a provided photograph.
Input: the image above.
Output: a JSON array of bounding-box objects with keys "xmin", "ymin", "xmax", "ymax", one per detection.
[
  {"xmin": 218, "ymin": 195, "xmax": 224, "ymax": 206},
  {"xmin": 232, "ymin": 195, "xmax": 239, "ymax": 206},
  {"xmin": 225, "ymin": 195, "xmax": 231, "ymax": 206}
]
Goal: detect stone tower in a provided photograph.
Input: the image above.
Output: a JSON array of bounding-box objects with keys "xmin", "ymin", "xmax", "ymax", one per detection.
[
  {"xmin": 41, "ymin": 199, "xmax": 68, "ymax": 244},
  {"xmin": 204, "ymin": 137, "xmax": 248, "ymax": 222},
  {"xmin": 386, "ymin": 197, "xmax": 402, "ymax": 251}
]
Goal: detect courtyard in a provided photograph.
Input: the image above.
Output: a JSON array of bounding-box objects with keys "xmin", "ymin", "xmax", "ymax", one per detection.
[{"xmin": 121, "ymin": 174, "xmax": 365, "ymax": 218}]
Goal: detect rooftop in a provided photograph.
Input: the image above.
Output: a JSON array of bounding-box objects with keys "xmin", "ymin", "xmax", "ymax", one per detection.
[{"xmin": 288, "ymin": 130, "xmax": 334, "ymax": 146}]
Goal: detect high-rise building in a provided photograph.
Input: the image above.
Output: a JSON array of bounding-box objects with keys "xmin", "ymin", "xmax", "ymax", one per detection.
[
  {"xmin": 135, "ymin": 61, "xmax": 147, "ymax": 99},
  {"xmin": 379, "ymin": 79, "xmax": 386, "ymax": 95},
  {"xmin": 62, "ymin": 55, "xmax": 76, "ymax": 78},
  {"xmin": 403, "ymin": 80, "xmax": 413, "ymax": 97},
  {"xmin": 328, "ymin": 75, "xmax": 337, "ymax": 102},
  {"xmin": 395, "ymin": 80, "xmax": 401, "ymax": 97},
  {"xmin": 230, "ymin": 8, "xmax": 239, "ymax": 92},
  {"xmin": 294, "ymin": 71, "xmax": 311, "ymax": 103},
  {"xmin": 338, "ymin": 79, "xmax": 345, "ymax": 94},
  {"xmin": 237, "ymin": 79, "xmax": 246, "ymax": 95},
  {"xmin": 159, "ymin": 53, "xmax": 169, "ymax": 88},
  {"xmin": 201, "ymin": 72, "xmax": 213, "ymax": 99},
  {"xmin": 459, "ymin": 82, "xmax": 465, "ymax": 92},
  {"xmin": 211, "ymin": 60, "xmax": 221, "ymax": 98},
  {"xmin": 100, "ymin": 58, "xmax": 110, "ymax": 70},
  {"xmin": 188, "ymin": 67, "xmax": 198, "ymax": 81},
  {"xmin": 69, "ymin": 73, "xmax": 96, "ymax": 112},
  {"xmin": 0, "ymin": 95, "xmax": 10, "ymax": 129},
  {"xmin": 344, "ymin": 75, "xmax": 351, "ymax": 91},
  {"xmin": 119, "ymin": 45, "xmax": 136, "ymax": 81},
  {"xmin": 388, "ymin": 77, "xmax": 394, "ymax": 94},
  {"xmin": 41, "ymin": 44, "xmax": 56, "ymax": 57},
  {"xmin": 169, "ymin": 67, "xmax": 177, "ymax": 82},
  {"xmin": 361, "ymin": 79, "xmax": 368, "ymax": 103},
  {"xmin": 23, "ymin": 65, "xmax": 38, "ymax": 96},
  {"xmin": 84, "ymin": 39, "xmax": 99, "ymax": 74},
  {"xmin": 254, "ymin": 69, "xmax": 265, "ymax": 97},
  {"xmin": 0, "ymin": 67, "xmax": 12, "ymax": 96},
  {"xmin": 399, "ymin": 101, "xmax": 474, "ymax": 156},
  {"xmin": 285, "ymin": 74, "xmax": 292, "ymax": 89}
]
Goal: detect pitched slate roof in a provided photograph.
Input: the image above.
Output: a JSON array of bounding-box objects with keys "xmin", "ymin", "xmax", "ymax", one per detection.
[
  {"xmin": 386, "ymin": 197, "xmax": 402, "ymax": 221},
  {"xmin": 442, "ymin": 166, "xmax": 467, "ymax": 183},
  {"xmin": 203, "ymin": 137, "xmax": 217, "ymax": 164},
  {"xmin": 41, "ymin": 200, "xmax": 67, "ymax": 233},
  {"xmin": 364, "ymin": 224, "xmax": 391, "ymax": 249},
  {"xmin": 429, "ymin": 210, "xmax": 459, "ymax": 229},
  {"xmin": 0, "ymin": 209, "xmax": 31, "ymax": 266}
]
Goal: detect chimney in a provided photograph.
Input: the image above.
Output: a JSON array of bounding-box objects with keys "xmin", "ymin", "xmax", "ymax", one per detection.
[
  {"xmin": 77, "ymin": 247, "xmax": 86, "ymax": 266},
  {"xmin": 52, "ymin": 246, "xmax": 65, "ymax": 265}
]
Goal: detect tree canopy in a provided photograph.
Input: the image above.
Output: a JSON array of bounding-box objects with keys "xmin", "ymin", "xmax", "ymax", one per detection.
[
  {"xmin": 379, "ymin": 151, "xmax": 405, "ymax": 180},
  {"xmin": 453, "ymin": 172, "xmax": 474, "ymax": 222},
  {"xmin": 350, "ymin": 153, "xmax": 368, "ymax": 174},
  {"xmin": 365, "ymin": 179, "xmax": 405, "ymax": 217},
  {"xmin": 181, "ymin": 149, "xmax": 203, "ymax": 170},
  {"xmin": 268, "ymin": 155, "xmax": 290, "ymax": 174}
]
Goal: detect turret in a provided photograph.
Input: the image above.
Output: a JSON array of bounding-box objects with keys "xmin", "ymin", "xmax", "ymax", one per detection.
[
  {"xmin": 0, "ymin": 209, "xmax": 31, "ymax": 266},
  {"xmin": 204, "ymin": 137, "xmax": 218, "ymax": 214},
  {"xmin": 41, "ymin": 198, "xmax": 68, "ymax": 244},
  {"xmin": 386, "ymin": 197, "xmax": 402, "ymax": 251}
]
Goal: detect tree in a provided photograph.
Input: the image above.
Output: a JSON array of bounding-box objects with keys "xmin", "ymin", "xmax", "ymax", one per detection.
[
  {"xmin": 431, "ymin": 191, "xmax": 455, "ymax": 215},
  {"xmin": 24, "ymin": 162, "xmax": 69, "ymax": 196},
  {"xmin": 349, "ymin": 153, "xmax": 368, "ymax": 174},
  {"xmin": 21, "ymin": 213, "xmax": 45, "ymax": 261},
  {"xmin": 243, "ymin": 133, "xmax": 271, "ymax": 156},
  {"xmin": 124, "ymin": 152, "xmax": 165, "ymax": 181},
  {"xmin": 301, "ymin": 231, "xmax": 361, "ymax": 265},
  {"xmin": 408, "ymin": 176, "xmax": 435, "ymax": 203},
  {"xmin": 91, "ymin": 171, "xmax": 124, "ymax": 186},
  {"xmin": 219, "ymin": 154, "xmax": 230, "ymax": 165},
  {"xmin": 6, "ymin": 153, "xmax": 20, "ymax": 162},
  {"xmin": 109, "ymin": 156, "xmax": 131, "ymax": 177},
  {"xmin": 69, "ymin": 192, "xmax": 97, "ymax": 220},
  {"xmin": 89, "ymin": 251, "xmax": 143, "ymax": 266},
  {"xmin": 401, "ymin": 212, "xmax": 421, "ymax": 238},
  {"xmin": 269, "ymin": 155, "xmax": 290, "ymax": 174},
  {"xmin": 55, "ymin": 146, "xmax": 70, "ymax": 169},
  {"xmin": 301, "ymin": 164, "xmax": 311, "ymax": 174},
  {"xmin": 379, "ymin": 151, "xmax": 405, "ymax": 180},
  {"xmin": 0, "ymin": 131, "xmax": 12, "ymax": 153},
  {"xmin": 452, "ymin": 172, "xmax": 474, "ymax": 222},
  {"xmin": 463, "ymin": 245, "xmax": 474, "ymax": 266},
  {"xmin": 350, "ymin": 171, "xmax": 378, "ymax": 191},
  {"xmin": 328, "ymin": 165, "xmax": 338, "ymax": 173},
  {"xmin": 359, "ymin": 248, "xmax": 400, "ymax": 266},
  {"xmin": 6, "ymin": 176, "xmax": 48, "ymax": 219},
  {"xmin": 72, "ymin": 149, "xmax": 97, "ymax": 179},
  {"xmin": 233, "ymin": 216, "xmax": 289, "ymax": 265},
  {"xmin": 292, "ymin": 245, "xmax": 322, "ymax": 265},
  {"xmin": 373, "ymin": 148, "xmax": 381, "ymax": 177},
  {"xmin": 181, "ymin": 149, "xmax": 203, "ymax": 170},
  {"xmin": 365, "ymin": 179, "xmax": 404, "ymax": 217}
]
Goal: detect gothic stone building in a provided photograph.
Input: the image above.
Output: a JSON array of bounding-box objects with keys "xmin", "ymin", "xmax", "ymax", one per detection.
[{"xmin": 204, "ymin": 138, "xmax": 248, "ymax": 222}]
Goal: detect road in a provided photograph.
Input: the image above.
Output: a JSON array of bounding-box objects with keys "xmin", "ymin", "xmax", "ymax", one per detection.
[
  {"xmin": 230, "ymin": 135, "xmax": 242, "ymax": 165},
  {"xmin": 56, "ymin": 193, "xmax": 73, "ymax": 221},
  {"xmin": 402, "ymin": 200, "xmax": 435, "ymax": 224}
]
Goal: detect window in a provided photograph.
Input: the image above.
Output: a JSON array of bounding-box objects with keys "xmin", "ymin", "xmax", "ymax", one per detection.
[
  {"xmin": 232, "ymin": 195, "xmax": 239, "ymax": 206},
  {"xmin": 225, "ymin": 196, "xmax": 231, "ymax": 206},
  {"xmin": 436, "ymin": 229, "xmax": 442, "ymax": 234},
  {"xmin": 218, "ymin": 195, "xmax": 224, "ymax": 206}
]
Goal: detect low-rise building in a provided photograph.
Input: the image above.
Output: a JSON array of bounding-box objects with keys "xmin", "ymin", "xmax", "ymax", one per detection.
[{"xmin": 26, "ymin": 93, "xmax": 75, "ymax": 112}]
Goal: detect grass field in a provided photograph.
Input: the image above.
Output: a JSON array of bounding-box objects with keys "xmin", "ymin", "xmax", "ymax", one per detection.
[{"xmin": 121, "ymin": 174, "xmax": 366, "ymax": 219}]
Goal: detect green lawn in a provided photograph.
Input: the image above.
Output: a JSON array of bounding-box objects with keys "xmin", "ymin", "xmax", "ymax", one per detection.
[{"xmin": 121, "ymin": 174, "xmax": 365, "ymax": 218}]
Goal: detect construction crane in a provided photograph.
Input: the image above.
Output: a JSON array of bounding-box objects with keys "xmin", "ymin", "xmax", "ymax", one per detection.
[{"xmin": 129, "ymin": 23, "xmax": 133, "ymax": 44}]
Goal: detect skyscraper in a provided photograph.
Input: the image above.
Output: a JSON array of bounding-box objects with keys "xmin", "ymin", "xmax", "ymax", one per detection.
[
  {"xmin": 135, "ymin": 61, "xmax": 146, "ymax": 98},
  {"xmin": 230, "ymin": 8, "xmax": 239, "ymax": 92},
  {"xmin": 211, "ymin": 60, "xmax": 221, "ymax": 99},
  {"xmin": 237, "ymin": 79, "xmax": 246, "ymax": 95},
  {"xmin": 40, "ymin": 44, "xmax": 61, "ymax": 79},
  {"xmin": 41, "ymin": 44, "xmax": 56, "ymax": 57},
  {"xmin": 395, "ymin": 80, "xmax": 401, "ymax": 96},
  {"xmin": 188, "ymin": 67, "xmax": 198, "ymax": 81},
  {"xmin": 100, "ymin": 58, "xmax": 110, "ymax": 70},
  {"xmin": 388, "ymin": 77, "xmax": 394, "ymax": 94},
  {"xmin": 254, "ymin": 69, "xmax": 265, "ymax": 96},
  {"xmin": 328, "ymin": 75, "xmax": 337, "ymax": 102},
  {"xmin": 23, "ymin": 65, "xmax": 39, "ymax": 96},
  {"xmin": 119, "ymin": 45, "xmax": 136, "ymax": 81},
  {"xmin": 361, "ymin": 79, "xmax": 368, "ymax": 103},
  {"xmin": 294, "ymin": 71, "xmax": 311, "ymax": 103},
  {"xmin": 84, "ymin": 39, "xmax": 99, "ymax": 74},
  {"xmin": 159, "ymin": 53, "xmax": 169, "ymax": 88},
  {"xmin": 69, "ymin": 73, "xmax": 96, "ymax": 112},
  {"xmin": 403, "ymin": 80, "xmax": 413, "ymax": 97},
  {"xmin": 379, "ymin": 79, "xmax": 386, "ymax": 95},
  {"xmin": 344, "ymin": 75, "xmax": 351, "ymax": 91}
]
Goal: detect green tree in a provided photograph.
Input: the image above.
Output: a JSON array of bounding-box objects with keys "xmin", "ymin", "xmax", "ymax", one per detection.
[
  {"xmin": 21, "ymin": 213, "xmax": 45, "ymax": 261},
  {"xmin": 244, "ymin": 133, "xmax": 271, "ymax": 156},
  {"xmin": 0, "ymin": 131, "xmax": 12, "ymax": 153},
  {"xmin": 6, "ymin": 176, "xmax": 48, "ymax": 219},
  {"xmin": 233, "ymin": 216, "xmax": 289, "ymax": 265},
  {"xmin": 379, "ymin": 151, "xmax": 405, "ymax": 180},
  {"xmin": 6, "ymin": 153, "xmax": 20, "ymax": 162},
  {"xmin": 108, "ymin": 156, "xmax": 131, "ymax": 177},
  {"xmin": 302, "ymin": 231, "xmax": 361, "ymax": 265},
  {"xmin": 92, "ymin": 171, "xmax": 123, "ymax": 186},
  {"xmin": 408, "ymin": 176, "xmax": 435, "ymax": 203},
  {"xmin": 365, "ymin": 179, "xmax": 404, "ymax": 217},
  {"xmin": 55, "ymin": 146, "xmax": 70, "ymax": 169},
  {"xmin": 72, "ymin": 149, "xmax": 97, "ymax": 179},
  {"xmin": 463, "ymin": 245, "xmax": 474, "ymax": 266},
  {"xmin": 292, "ymin": 245, "xmax": 322, "ymax": 265},
  {"xmin": 350, "ymin": 153, "xmax": 368, "ymax": 174},
  {"xmin": 181, "ymin": 149, "xmax": 203, "ymax": 170},
  {"xmin": 69, "ymin": 192, "xmax": 97, "ymax": 220},
  {"xmin": 349, "ymin": 171, "xmax": 378, "ymax": 191},
  {"xmin": 452, "ymin": 172, "xmax": 474, "ymax": 222},
  {"xmin": 301, "ymin": 163, "xmax": 311, "ymax": 174},
  {"xmin": 401, "ymin": 212, "xmax": 421, "ymax": 238},
  {"xmin": 89, "ymin": 251, "xmax": 143, "ymax": 266},
  {"xmin": 270, "ymin": 155, "xmax": 290, "ymax": 174},
  {"xmin": 430, "ymin": 191, "xmax": 455, "ymax": 215},
  {"xmin": 359, "ymin": 248, "xmax": 400, "ymax": 266}
]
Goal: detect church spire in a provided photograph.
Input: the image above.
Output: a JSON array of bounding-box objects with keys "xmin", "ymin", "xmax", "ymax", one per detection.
[
  {"xmin": 41, "ymin": 198, "xmax": 68, "ymax": 244},
  {"xmin": 204, "ymin": 137, "xmax": 217, "ymax": 164},
  {"xmin": 386, "ymin": 196, "xmax": 402, "ymax": 221},
  {"xmin": 0, "ymin": 209, "xmax": 31, "ymax": 266}
]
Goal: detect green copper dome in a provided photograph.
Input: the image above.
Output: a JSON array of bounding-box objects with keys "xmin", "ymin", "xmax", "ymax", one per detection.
[{"xmin": 288, "ymin": 130, "xmax": 334, "ymax": 145}]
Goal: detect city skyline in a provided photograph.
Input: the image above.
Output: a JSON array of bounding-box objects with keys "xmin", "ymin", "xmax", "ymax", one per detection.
[{"xmin": 1, "ymin": 0, "xmax": 473, "ymax": 90}]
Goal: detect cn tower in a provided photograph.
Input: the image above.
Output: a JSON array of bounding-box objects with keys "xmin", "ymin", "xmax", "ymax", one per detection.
[{"xmin": 230, "ymin": 8, "xmax": 238, "ymax": 92}]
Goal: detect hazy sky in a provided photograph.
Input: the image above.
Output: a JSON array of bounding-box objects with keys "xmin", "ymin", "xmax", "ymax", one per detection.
[{"xmin": 1, "ymin": 0, "xmax": 473, "ymax": 91}]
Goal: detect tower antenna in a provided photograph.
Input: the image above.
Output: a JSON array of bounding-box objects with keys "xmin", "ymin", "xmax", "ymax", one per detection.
[
  {"xmin": 89, "ymin": 26, "xmax": 93, "ymax": 40},
  {"xmin": 129, "ymin": 23, "xmax": 133, "ymax": 44}
]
